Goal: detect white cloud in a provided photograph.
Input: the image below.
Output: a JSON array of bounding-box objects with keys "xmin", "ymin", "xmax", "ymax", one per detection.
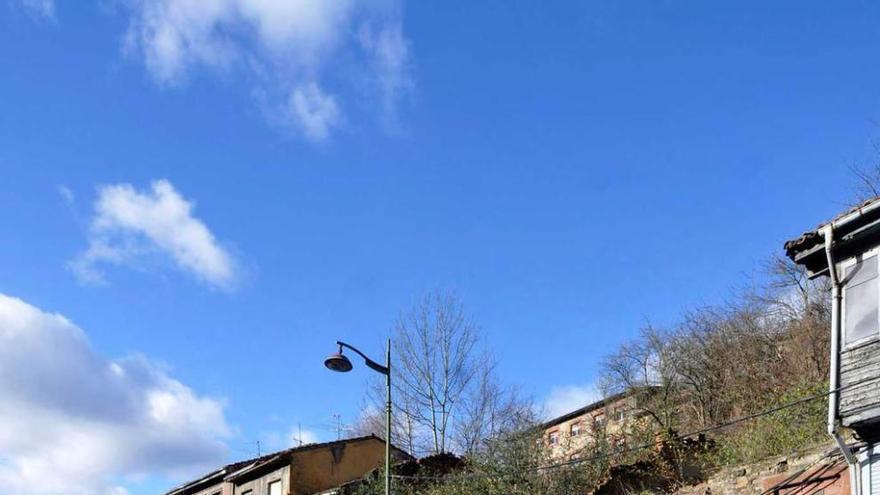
[
  {"xmin": 14, "ymin": 0, "xmax": 55, "ymax": 20},
  {"xmin": 69, "ymin": 179, "xmax": 237, "ymax": 289},
  {"xmin": 57, "ymin": 184, "xmax": 75, "ymax": 205},
  {"xmin": 120, "ymin": 0, "xmax": 411, "ymax": 141},
  {"xmin": 257, "ymin": 424, "xmax": 320, "ymax": 456},
  {"xmin": 0, "ymin": 293, "xmax": 230, "ymax": 495},
  {"xmin": 286, "ymin": 82, "xmax": 342, "ymax": 141},
  {"xmin": 237, "ymin": 0, "xmax": 352, "ymax": 58},
  {"xmin": 121, "ymin": 0, "xmax": 239, "ymax": 85},
  {"xmin": 358, "ymin": 21, "xmax": 413, "ymax": 128},
  {"xmin": 542, "ymin": 383, "xmax": 602, "ymax": 420},
  {"xmin": 289, "ymin": 426, "xmax": 320, "ymax": 446}
]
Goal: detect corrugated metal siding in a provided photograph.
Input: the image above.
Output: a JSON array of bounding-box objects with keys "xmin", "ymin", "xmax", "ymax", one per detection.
[{"xmin": 839, "ymin": 339, "xmax": 880, "ymax": 424}]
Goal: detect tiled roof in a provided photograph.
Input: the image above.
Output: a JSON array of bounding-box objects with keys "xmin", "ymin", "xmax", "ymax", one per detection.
[
  {"xmin": 784, "ymin": 196, "xmax": 880, "ymax": 258},
  {"xmin": 167, "ymin": 435, "xmax": 411, "ymax": 495}
]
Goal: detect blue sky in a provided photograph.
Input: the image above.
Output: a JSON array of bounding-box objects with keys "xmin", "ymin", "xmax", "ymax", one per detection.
[{"xmin": 2, "ymin": 1, "xmax": 880, "ymax": 493}]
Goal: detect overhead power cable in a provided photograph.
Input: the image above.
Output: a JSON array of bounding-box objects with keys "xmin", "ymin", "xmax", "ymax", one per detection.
[{"xmin": 391, "ymin": 374, "xmax": 879, "ymax": 482}]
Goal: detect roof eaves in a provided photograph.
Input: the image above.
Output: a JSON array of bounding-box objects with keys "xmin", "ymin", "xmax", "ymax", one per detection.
[
  {"xmin": 541, "ymin": 390, "xmax": 632, "ymax": 430},
  {"xmin": 164, "ymin": 468, "xmax": 227, "ymax": 495},
  {"xmin": 784, "ymin": 196, "xmax": 880, "ymax": 259},
  {"xmin": 223, "ymin": 435, "xmax": 413, "ymax": 483},
  {"xmin": 225, "ymin": 454, "xmax": 286, "ymax": 482}
]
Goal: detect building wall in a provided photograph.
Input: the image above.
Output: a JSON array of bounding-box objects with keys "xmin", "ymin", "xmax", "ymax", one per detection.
[
  {"xmin": 232, "ymin": 465, "xmax": 289, "ymax": 495},
  {"xmin": 542, "ymin": 397, "xmax": 634, "ymax": 460},
  {"xmin": 840, "ymin": 338, "xmax": 880, "ymax": 432},
  {"xmin": 230, "ymin": 439, "xmax": 390, "ymax": 495},
  {"xmin": 288, "ymin": 438, "xmax": 388, "ymax": 495},
  {"xmin": 836, "ymin": 250, "xmax": 880, "ymax": 439}
]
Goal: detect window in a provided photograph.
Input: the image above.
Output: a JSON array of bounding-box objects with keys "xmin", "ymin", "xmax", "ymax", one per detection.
[
  {"xmin": 570, "ymin": 423, "xmax": 581, "ymax": 437},
  {"xmin": 548, "ymin": 431, "xmax": 559, "ymax": 445},
  {"xmin": 242, "ymin": 491, "xmax": 252, "ymax": 495},
  {"xmin": 845, "ymin": 256, "xmax": 879, "ymax": 346},
  {"xmin": 268, "ymin": 480, "xmax": 282, "ymax": 495},
  {"xmin": 857, "ymin": 450, "xmax": 880, "ymax": 495},
  {"xmin": 869, "ymin": 454, "xmax": 879, "ymax": 494},
  {"xmin": 594, "ymin": 413, "xmax": 606, "ymax": 426}
]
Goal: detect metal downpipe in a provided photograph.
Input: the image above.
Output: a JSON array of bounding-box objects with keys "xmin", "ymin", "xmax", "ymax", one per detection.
[{"xmin": 822, "ymin": 225, "xmax": 860, "ymax": 495}]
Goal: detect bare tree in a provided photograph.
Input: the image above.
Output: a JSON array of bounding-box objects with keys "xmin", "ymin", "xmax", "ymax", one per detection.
[
  {"xmin": 454, "ymin": 361, "xmax": 532, "ymax": 456},
  {"xmin": 391, "ymin": 291, "xmax": 481, "ymax": 454},
  {"xmin": 849, "ymin": 161, "xmax": 880, "ymax": 205},
  {"xmin": 601, "ymin": 325, "xmax": 679, "ymax": 432},
  {"xmin": 352, "ymin": 390, "xmax": 421, "ymax": 455},
  {"xmin": 356, "ymin": 291, "xmax": 531, "ymax": 457},
  {"xmin": 757, "ymin": 255, "xmax": 830, "ymax": 384}
]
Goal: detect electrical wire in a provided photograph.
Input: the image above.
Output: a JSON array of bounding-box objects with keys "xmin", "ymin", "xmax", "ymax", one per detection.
[{"xmin": 390, "ymin": 374, "xmax": 880, "ymax": 482}]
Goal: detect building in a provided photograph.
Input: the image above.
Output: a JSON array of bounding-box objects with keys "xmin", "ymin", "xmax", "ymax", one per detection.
[
  {"xmin": 540, "ymin": 391, "xmax": 646, "ymax": 460},
  {"xmin": 785, "ymin": 197, "xmax": 880, "ymax": 495},
  {"xmin": 166, "ymin": 435, "xmax": 412, "ymax": 495}
]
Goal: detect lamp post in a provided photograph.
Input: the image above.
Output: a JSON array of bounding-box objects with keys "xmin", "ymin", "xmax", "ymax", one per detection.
[{"xmin": 324, "ymin": 339, "xmax": 392, "ymax": 495}]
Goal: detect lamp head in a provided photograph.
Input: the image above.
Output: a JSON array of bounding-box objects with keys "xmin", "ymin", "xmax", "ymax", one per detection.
[{"xmin": 324, "ymin": 352, "xmax": 353, "ymax": 373}]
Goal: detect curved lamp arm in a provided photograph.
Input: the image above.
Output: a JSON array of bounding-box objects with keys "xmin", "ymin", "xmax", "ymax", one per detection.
[{"xmin": 337, "ymin": 341, "xmax": 390, "ymax": 375}]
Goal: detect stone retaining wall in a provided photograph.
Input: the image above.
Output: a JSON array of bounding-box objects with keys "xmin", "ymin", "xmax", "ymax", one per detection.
[{"xmin": 677, "ymin": 446, "xmax": 849, "ymax": 495}]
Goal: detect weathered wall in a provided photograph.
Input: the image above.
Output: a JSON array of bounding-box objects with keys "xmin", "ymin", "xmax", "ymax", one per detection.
[
  {"xmin": 190, "ymin": 481, "xmax": 230, "ymax": 495},
  {"xmin": 840, "ymin": 338, "xmax": 880, "ymax": 432},
  {"xmin": 288, "ymin": 438, "xmax": 388, "ymax": 495},
  {"xmin": 542, "ymin": 396, "xmax": 637, "ymax": 460},
  {"xmin": 232, "ymin": 465, "xmax": 288, "ymax": 495},
  {"xmin": 677, "ymin": 447, "xmax": 849, "ymax": 495}
]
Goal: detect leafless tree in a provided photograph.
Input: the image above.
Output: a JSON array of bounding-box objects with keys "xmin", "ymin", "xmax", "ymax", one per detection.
[
  {"xmin": 352, "ymin": 388, "xmax": 421, "ymax": 455},
  {"xmin": 599, "ymin": 250, "xmax": 832, "ymax": 460},
  {"xmin": 601, "ymin": 325, "xmax": 679, "ymax": 432},
  {"xmin": 392, "ymin": 291, "xmax": 481, "ymax": 454},
  {"xmin": 358, "ymin": 291, "xmax": 527, "ymax": 457},
  {"xmin": 454, "ymin": 361, "xmax": 532, "ymax": 456},
  {"xmin": 850, "ymin": 161, "xmax": 880, "ymax": 205},
  {"xmin": 757, "ymin": 255, "xmax": 830, "ymax": 385}
]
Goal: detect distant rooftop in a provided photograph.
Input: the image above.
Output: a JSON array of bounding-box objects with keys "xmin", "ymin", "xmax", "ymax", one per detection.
[
  {"xmin": 166, "ymin": 435, "xmax": 411, "ymax": 495},
  {"xmin": 541, "ymin": 390, "xmax": 632, "ymax": 430}
]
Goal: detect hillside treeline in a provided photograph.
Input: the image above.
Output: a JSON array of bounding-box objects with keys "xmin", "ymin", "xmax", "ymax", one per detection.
[{"xmin": 347, "ymin": 253, "xmax": 834, "ymax": 495}]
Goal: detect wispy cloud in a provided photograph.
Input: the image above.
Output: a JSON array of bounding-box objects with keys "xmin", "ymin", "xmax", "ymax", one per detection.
[
  {"xmin": 358, "ymin": 21, "xmax": 413, "ymax": 130},
  {"xmin": 69, "ymin": 179, "xmax": 237, "ymax": 289},
  {"xmin": 542, "ymin": 383, "xmax": 602, "ymax": 420},
  {"xmin": 257, "ymin": 424, "xmax": 321, "ymax": 455},
  {"xmin": 286, "ymin": 82, "xmax": 342, "ymax": 142},
  {"xmin": 0, "ymin": 293, "xmax": 230, "ymax": 495},
  {"xmin": 118, "ymin": 0, "xmax": 413, "ymax": 141},
  {"xmin": 57, "ymin": 184, "xmax": 75, "ymax": 205},
  {"xmin": 13, "ymin": 0, "xmax": 55, "ymax": 20}
]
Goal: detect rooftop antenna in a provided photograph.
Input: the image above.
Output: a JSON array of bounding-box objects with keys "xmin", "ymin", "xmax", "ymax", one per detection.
[
  {"xmin": 333, "ymin": 413, "xmax": 343, "ymax": 440},
  {"xmin": 294, "ymin": 423, "xmax": 304, "ymax": 447}
]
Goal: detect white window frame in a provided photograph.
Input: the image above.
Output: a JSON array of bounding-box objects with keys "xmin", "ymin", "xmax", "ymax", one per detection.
[
  {"xmin": 570, "ymin": 422, "xmax": 581, "ymax": 437},
  {"xmin": 267, "ymin": 479, "xmax": 282, "ymax": 495},
  {"xmin": 839, "ymin": 250, "xmax": 880, "ymax": 348},
  {"xmin": 858, "ymin": 444, "xmax": 880, "ymax": 495}
]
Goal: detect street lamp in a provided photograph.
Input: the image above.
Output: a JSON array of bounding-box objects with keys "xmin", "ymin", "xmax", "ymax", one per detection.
[{"xmin": 324, "ymin": 339, "xmax": 392, "ymax": 495}]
